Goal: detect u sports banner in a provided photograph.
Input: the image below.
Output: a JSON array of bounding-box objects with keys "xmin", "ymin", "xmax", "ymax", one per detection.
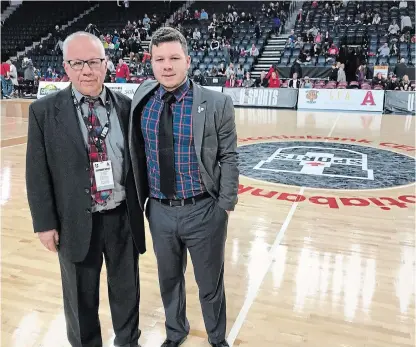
[
  {"xmin": 384, "ymin": 91, "xmax": 415, "ymax": 115},
  {"xmin": 223, "ymin": 87, "xmax": 298, "ymax": 108},
  {"xmin": 37, "ymin": 81, "xmax": 141, "ymax": 99},
  {"xmin": 297, "ymin": 88, "xmax": 385, "ymax": 112}
]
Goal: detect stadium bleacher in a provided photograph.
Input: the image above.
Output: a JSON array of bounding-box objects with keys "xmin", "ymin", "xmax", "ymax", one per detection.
[{"xmin": 0, "ymin": 0, "xmax": 415, "ymax": 96}]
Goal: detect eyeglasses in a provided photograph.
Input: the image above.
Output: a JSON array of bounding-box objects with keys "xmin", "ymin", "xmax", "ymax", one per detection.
[{"xmin": 66, "ymin": 58, "xmax": 105, "ymax": 71}]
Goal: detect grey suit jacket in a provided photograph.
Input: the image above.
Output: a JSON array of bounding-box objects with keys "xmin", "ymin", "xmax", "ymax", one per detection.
[
  {"xmin": 26, "ymin": 85, "xmax": 146, "ymax": 262},
  {"xmin": 128, "ymin": 79, "xmax": 239, "ymax": 211}
]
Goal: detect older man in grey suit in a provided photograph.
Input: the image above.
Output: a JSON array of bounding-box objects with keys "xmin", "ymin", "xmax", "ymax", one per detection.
[
  {"xmin": 129, "ymin": 27, "xmax": 239, "ymax": 347},
  {"xmin": 26, "ymin": 32, "xmax": 145, "ymax": 347}
]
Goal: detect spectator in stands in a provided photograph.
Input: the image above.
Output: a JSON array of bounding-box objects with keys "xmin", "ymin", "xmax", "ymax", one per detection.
[
  {"xmin": 225, "ymin": 63, "xmax": 235, "ymax": 79},
  {"xmin": 337, "ymin": 64, "xmax": 346, "ymax": 83},
  {"xmin": 256, "ymin": 70, "xmax": 268, "ymax": 87},
  {"xmin": 193, "ymin": 28, "xmax": 201, "ymax": 40},
  {"xmin": 373, "ymin": 72, "xmax": 386, "ymax": 89},
  {"xmin": 55, "ymin": 37, "xmax": 64, "ymax": 54},
  {"xmin": 288, "ymin": 29, "xmax": 296, "ymax": 42},
  {"xmin": 288, "ymin": 73, "xmax": 300, "ymax": 88},
  {"xmin": 296, "ymin": 8, "xmax": 304, "ymax": 22},
  {"xmin": 209, "ymin": 66, "xmax": 218, "ymax": 77},
  {"xmin": 301, "ymin": 76, "xmax": 313, "ymax": 88},
  {"xmin": 292, "ymin": 36, "xmax": 303, "ymax": 50},
  {"xmin": 0, "ymin": 59, "xmax": 12, "ymax": 98},
  {"xmin": 388, "ymin": 19, "xmax": 401, "ymax": 36},
  {"xmin": 200, "ymin": 9, "xmax": 208, "ymax": 20},
  {"xmin": 210, "ymin": 37, "xmax": 220, "ymax": 51},
  {"xmin": 400, "ymin": 75, "xmax": 411, "ymax": 90},
  {"xmin": 378, "ymin": 43, "xmax": 390, "ymax": 57},
  {"xmin": 372, "ymin": 13, "xmax": 381, "ymax": 25},
  {"xmin": 401, "ymin": 15, "xmax": 412, "ymax": 34},
  {"xmin": 355, "ymin": 64, "xmax": 366, "ymax": 83},
  {"xmin": 268, "ymin": 71, "xmax": 280, "ymax": 88},
  {"xmin": 7, "ymin": 59, "xmax": 18, "ymax": 97},
  {"xmin": 129, "ymin": 36, "xmax": 142, "ymax": 64},
  {"xmin": 327, "ymin": 44, "xmax": 339, "ymax": 57},
  {"xmin": 249, "ymin": 44, "xmax": 259, "ymax": 58},
  {"xmin": 201, "ymin": 40, "xmax": 209, "ymax": 53},
  {"xmin": 22, "ymin": 58, "xmax": 36, "ymax": 96},
  {"xmin": 217, "ymin": 63, "xmax": 226, "ymax": 76},
  {"xmin": 106, "ymin": 55, "xmax": 115, "ymax": 73},
  {"xmin": 194, "ymin": 9, "xmax": 200, "ymax": 20},
  {"xmin": 394, "ymin": 58, "xmax": 407, "ymax": 79},
  {"xmin": 236, "ymin": 64, "xmax": 244, "ymax": 81},
  {"xmin": 399, "ymin": 1, "xmax": 408, "ymax": 8},
  {"xmin": 143, "ymin": 13, "xmax": 150, "ymax": 25},
  {"xmin": 242, "ymin": 72, "xmax": 255, "ymax": 88},
  {"xmin": 115, "ymin": 58, "xmax": 130, "ymax": 83},
  {"xmin": 387, "ymin": 74, "xmax": 400, "ymax": 90},
  {"xmin": 390, "ymin": 42, "xmax": 399, "ymax": 56},
  {"xmin": 225, "ymin": 71, "xmax": 236, "ymax": 87},
  {"xmin": 314, "ymin": 31, "xmax": 322, "ymax": 44},
  {"xmin": 290, "ymin": 59, "xmax": 302, "ymax": 78}
]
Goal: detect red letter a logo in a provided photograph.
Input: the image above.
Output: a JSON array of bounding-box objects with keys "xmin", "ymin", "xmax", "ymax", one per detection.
[{"xmin": 361, "ymin": 91, "xmax": 376, "ymax": 105}]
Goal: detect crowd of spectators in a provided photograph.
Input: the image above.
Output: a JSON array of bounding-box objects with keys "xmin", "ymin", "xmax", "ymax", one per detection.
[
  {"xmin": 1, "ymin": 0, "xmax": 415, "ymax": 98},
  {"xmin": 168, "ymin": 2, "xmax": 291, "ymax": 87},
  {"xmin": 273, "ymin": 0, "xmax": 415, "ymax": 90}
]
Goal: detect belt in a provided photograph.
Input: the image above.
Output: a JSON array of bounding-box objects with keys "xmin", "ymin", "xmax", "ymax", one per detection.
[{"xmin": 153, "ymin": 192, "xmax": 211, "ymax": 207}]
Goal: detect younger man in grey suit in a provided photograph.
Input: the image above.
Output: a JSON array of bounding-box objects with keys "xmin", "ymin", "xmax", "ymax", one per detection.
[{"xmin": 128, "ymin": 27, "xmax": 239, "ymax": 347}]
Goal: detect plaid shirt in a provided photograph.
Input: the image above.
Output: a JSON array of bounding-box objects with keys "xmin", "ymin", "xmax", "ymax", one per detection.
[{"xmin": 141, "ymin": 79, "xmax": 206, "ymax": 199}]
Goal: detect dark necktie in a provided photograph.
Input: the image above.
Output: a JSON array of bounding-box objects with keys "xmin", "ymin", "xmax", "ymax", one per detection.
[
  {"xmin": 84, "ymin": 97, "xmax": 112, "ymax": 205},
  {"xmin": 159, "ymin": 92, "xmax": 176, "ymax": 199}
]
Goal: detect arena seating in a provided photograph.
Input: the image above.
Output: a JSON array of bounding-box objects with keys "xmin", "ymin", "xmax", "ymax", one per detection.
[
  {"xmin": 10, "ymin": 1, "xmax": 184, "ymax": 77},
  {"xmin": 1, "ymin": 1, "xmax": 92, "ymax": 58},
  {"xmin": 279, "ymin": 1, "xmax": 415, "ymax": 68},
  {"xmin": 180, "ymin": 1, "xmax": 274, "ymax": 76}
]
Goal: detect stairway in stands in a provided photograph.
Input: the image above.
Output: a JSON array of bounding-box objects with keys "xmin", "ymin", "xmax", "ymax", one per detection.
[
  {"xmin": 250, "ymin": 0, "xmax": 302, "ymax": 78},
  {"xmin": 1, "ymin": 1, "xmax": 22, "ymax": 23},
  {"xmin": 251, "ymin": 33, "xmax": 289, "ymax": 79}
]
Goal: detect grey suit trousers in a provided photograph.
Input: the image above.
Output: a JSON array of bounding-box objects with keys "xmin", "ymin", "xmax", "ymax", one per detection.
[{"xmin": 146, "ymin": 195, "xmax": 228, "ymax": 344}]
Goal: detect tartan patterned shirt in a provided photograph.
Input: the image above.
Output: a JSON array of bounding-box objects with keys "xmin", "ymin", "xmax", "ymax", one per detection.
[{"xmin": 141, "ymin": 78, "xmax": 206, "ymax": 199}]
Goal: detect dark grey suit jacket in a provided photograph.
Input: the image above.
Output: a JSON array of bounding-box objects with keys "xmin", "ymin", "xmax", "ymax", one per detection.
[
  {"xmin": 128, "ymin": 79, "xmax": 239, "ymax": 212},
  {"xmin": 26, "ymin": 85, "xmax": 146, "ymax": 263}
]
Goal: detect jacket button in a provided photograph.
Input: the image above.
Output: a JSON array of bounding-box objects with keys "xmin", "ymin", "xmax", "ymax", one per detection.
[
  {"xmin": 85, "ymin": 167, "xmax": 89, "ymax": 171},
  {"xmin": 85, "ymin": 188, "xmax": 90, "ymax": 194}
]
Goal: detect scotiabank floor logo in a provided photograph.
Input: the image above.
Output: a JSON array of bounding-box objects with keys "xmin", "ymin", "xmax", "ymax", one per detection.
[
  {"xmin": 236, "ymin": 135, "xmax": 416, "ymax": 211},
  {"xmin": 238, "ymin": 140, "xmax": 415, "ymax": 189}
]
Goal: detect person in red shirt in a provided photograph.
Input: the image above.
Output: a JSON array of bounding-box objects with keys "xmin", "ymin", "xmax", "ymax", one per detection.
[
  {"xmin": 268, "ymin": 71, "xmax": 280, "ymax": 88},
  {"xmin": 115, "ymin": 58, "xmax": 130, "ymax": 83},
  {"xmin": 0, "ymin": 61, "xmax": 13, "ymax": 98},
  {"xmin": 328, "ymin": 44, "xmax": 339, "ymax": 56}
]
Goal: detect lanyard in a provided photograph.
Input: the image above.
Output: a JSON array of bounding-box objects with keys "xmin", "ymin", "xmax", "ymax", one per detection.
[{"xmin": 72, "ymin": 89, "xmax": 111, "ymax": 154}]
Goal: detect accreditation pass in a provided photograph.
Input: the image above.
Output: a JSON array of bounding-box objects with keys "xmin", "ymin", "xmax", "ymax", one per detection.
[{"xmin": 93, "ymin": 161, "xmax": 115, "ymax": 191}]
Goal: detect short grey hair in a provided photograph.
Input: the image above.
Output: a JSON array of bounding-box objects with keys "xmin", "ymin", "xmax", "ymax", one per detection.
[
  {"xmin": 62, "ymin": 31, "xmax": 105, "ymax": 60},
  {"xmin": 149, "ymin": 27, "xmax": 188, "ymax": 56}
]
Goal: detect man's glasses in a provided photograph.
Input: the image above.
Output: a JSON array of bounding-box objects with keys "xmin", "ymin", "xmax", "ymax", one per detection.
[{"xmin": 66, "ymin": 58, "xmax": 105, "ymax": 71}]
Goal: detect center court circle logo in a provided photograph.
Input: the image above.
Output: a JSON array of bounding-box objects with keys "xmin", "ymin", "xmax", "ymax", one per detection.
[{"xmin": 237, "ymin": 141, "xmax": 416, "ymax": 189}]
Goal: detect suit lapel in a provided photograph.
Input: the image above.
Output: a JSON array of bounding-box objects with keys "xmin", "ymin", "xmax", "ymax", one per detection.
[
  {"xmin": 191, "ymin": 82, "xmax": 207, "ymax": 159},
  {"xmin": 54, "ymin": 85, "xmax": 88, "ymax": 158},
  {"xmin": 128, "ymin": 80, "xmax": 159, "ymax": 151}
]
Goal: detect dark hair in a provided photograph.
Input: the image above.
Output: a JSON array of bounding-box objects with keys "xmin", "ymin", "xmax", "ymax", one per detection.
[{"xmin": 149, "ymin": 27, "xmax": 188, "ymax": 56}]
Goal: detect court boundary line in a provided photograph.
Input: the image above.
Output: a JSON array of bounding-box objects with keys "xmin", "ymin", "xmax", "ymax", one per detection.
[{"xmin": 227, "ymin": 114, "xmax": 340, "ymax": 346}]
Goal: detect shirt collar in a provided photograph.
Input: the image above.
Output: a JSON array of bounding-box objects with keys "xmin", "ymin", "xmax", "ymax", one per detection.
[
  {"xmin": 157, "ymin": 78, "xmax": 191, "ymax": 103},
  {"xmin": 72, "ymin": 84, "xmax": 106, "ymax": 105}
]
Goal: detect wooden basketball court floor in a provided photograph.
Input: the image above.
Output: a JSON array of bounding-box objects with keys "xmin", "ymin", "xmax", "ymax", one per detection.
[{"xmin": 1, "ymin": 99, "xmax": 415, "ymax": 347}]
